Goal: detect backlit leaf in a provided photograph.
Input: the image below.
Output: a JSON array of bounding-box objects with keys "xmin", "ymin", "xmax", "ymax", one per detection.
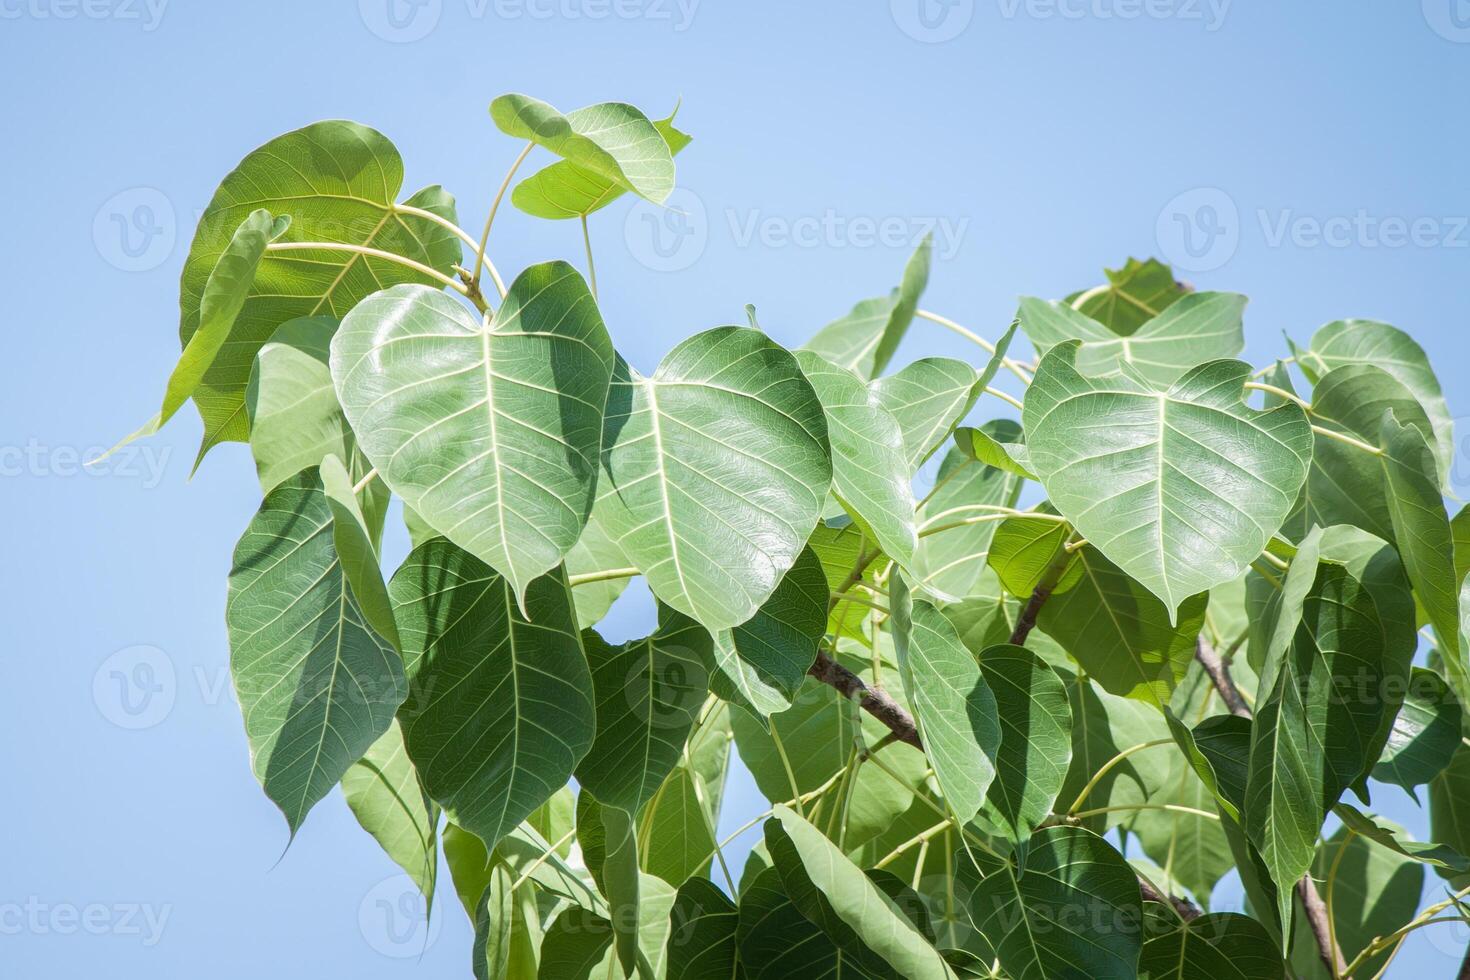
[{"xmin": 803, "ymin": 237, "xmax": 931, "ymax": 379}]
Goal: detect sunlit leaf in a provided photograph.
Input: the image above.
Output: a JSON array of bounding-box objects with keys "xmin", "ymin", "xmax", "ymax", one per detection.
[
  {"xmin": 802, "ymin": 237, "xmax": 931, "ymax": 379},
  {"xmin": 342, "ymin": 719, "xmax": 438, "ymax": 904}
]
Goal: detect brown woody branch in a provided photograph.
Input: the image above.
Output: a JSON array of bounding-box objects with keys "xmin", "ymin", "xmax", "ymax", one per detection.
[{"xmin": 1193, "ymin": 640, "xmax": 1347, "ymax": 976}]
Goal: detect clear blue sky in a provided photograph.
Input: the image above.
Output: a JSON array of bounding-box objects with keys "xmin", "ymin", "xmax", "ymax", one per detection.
[{"xmin": 5, "ymin": 1, "xmax": 1470, "ymax": 975}]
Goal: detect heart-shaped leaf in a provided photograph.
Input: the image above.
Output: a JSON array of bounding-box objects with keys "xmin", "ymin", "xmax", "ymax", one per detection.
[
  {"xmin": 226, "ymin": 468, "xmax": 406, "ymax": 834},
  {"xmin": 333, "ymin": 262, "xmax": 614, "ymax": 603},
  {"xmin": 1024, "ymin": 344, "xmax": 1312, "ymax": 618},
  {"xmin": 599, "ymin": 326, "xmax": 831, "ymax": 632},
  {"xmin": 179, "ymin": 122, "xmax": 460, "ymax": 461},
  {"xmin": 389, "ymin": 538, "xmax": 595, "ymax": 852}
]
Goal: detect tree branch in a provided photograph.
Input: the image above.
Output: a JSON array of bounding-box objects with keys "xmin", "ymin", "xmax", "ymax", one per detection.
[{"xmin": 1192, "ymin": 641, "xmax": 1346, "ymax": 975}]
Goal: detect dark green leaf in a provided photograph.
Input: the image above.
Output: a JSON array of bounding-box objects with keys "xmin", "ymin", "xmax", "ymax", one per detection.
[{"xmin": 975, "ymin": 645, "xmax": 1072, "ymax": 841}]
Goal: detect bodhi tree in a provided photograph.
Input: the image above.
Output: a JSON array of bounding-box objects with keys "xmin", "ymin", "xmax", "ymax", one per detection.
[{"xmin": 108, "ymin": 95, "xmax": 1470, "ymax": 978}]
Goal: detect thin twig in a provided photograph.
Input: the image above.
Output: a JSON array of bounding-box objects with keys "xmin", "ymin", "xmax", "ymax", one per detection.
[{"xmin": 1194, "ymin": 638, "xmax": 1251, "ymax": 719}]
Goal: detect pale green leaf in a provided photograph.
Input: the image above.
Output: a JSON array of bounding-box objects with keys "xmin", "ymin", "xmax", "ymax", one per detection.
[
  {"xmin": 953, "ymin": 421, "xmax": 1036, "ymax": 480},
  {"xmin": 472, "ymin": 864, "xmax": 514, "ymax": 980},
  {"xmin": 342, "ymin": 719, "xmax": 438, "ymax": 904},
  {"xmin": 319, "ymin": 453, "xmax": 399, "ymax": 650},
  {"xmin": 599, "ymin": 327, "xmax": 832, "ymax": 632},
  {"xmin": 638, "ymin": 766, "xmax": 717, "ymax": 887},
  {"xmin": 912, "ymin": 431, "xmax": 1022, "ymax": 600},
  {"xmin": 333, "ymin": 263, "xmax": 614, "ymax": 603},
  {"xmin": 513, "ymin": 107, "xmax": 689, "ymax": 220},
  {"xmin": 872, "ymin": 357, "xmax": 981, "ymax": 472},
  {"xmin": 390, "ymin": 538, "xmax": 594, "ymax": 851},
  {"xmin": 566, "ymin": 490, "xmax": 635, "ymax": 629},
  {"xmin": 1025, "ymin": 345, "xmax": 1312, "ymax": 617},
  {"xmin": 1059, "ymin": 674, "xmax": 1176, "ymax": 835}
]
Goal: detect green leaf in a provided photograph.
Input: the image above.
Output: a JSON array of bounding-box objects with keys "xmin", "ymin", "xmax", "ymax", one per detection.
[
  {"xmin": 638, "ymin": 766, "xmax": 718, "ymax": 886},
  {"xmin": 1288, "ymin": 823, "xmax": 1424, "ymax": 980},
  {"xmin": 226, "ymin": 468, "xmax": 406, "ymax": 833},
  {"xmin": 1379, "ymin": 410, "xmax": 1468, "ymax": 699},
  {"xmin": 1305, "ymin": 318, "xmax": 1454, "ymax": 481},
  {"xmin": 968, "ymin": 826, "xmax": 1143, "ymax": 979},
  {"xmin": 107, "ymin": 210, "xmax": 289, "ymax": 457},
  {"xmin": 179, "ymin": 122, "xmax": 460, "ymax": 460},
  {"xmin": 913, "ymin": 432, "xmax": 1023, "ymax": 600},
  {"xmin": 1373, "ymin": 667, "xmax": 1463, "ymax": 795},
  {"xmin": 1333, "ymin": 802, "xmax": 1470, "ymax": 872},
  {"xmin": 1037, "ymin": 545, "xmax": 1207, "ymax": 706},
  {"xmin": 319, "ymin": 453, "xmax": 399, "ymax": 650},
  {"xmin": 975, "ymin": 644, "xmax": 1072, "ymax": 841},
  {"xmin": 576, "ymin": 607, "xmax": 711, "ymax": 814},
  {"xmin": 889, "ymin": 572, "xmax": 1000, "ymax": 824},
  {"xmin": 1025, "ymin": 345, "xmax": 1312, "ymax": 618},
  {"xmin": 333, "ymin": 262, "xmax": 614, "ymax": 603},
  {"xmin": 599, "ymin": 327, "xmax": 832, "ymax": 632},
  {"xmin": 538, "ymin": 908, "xmax": 618, "ymax": 978},
  {"xmin": 443, "ymin": 823, "xmax": 494, "ymax": 920},
  {"xmin": 765, "ymin": 806, "xmax": 956, "ymax": 979},
  {"xmin": 1429, "ymin": 740, "xmax": 1470, "ymax": 886},
  {"xmin": 986, "ymin": 508, "xmax": 1079, "ymax": 598},
  {"xmin": 954, "ymin": 422, "xmax": 1036, "ymax": 480},
  {"xmin": 490, "ymin": 94, "xmax": 676, "ymax": 209},
  {"xmin": 601, "ymin": 805, "xmax": 642, "ymax": 976},
  {"xmin": 1244, "ymin": 560, "xmax": 1391, "ymax": 925},
  {"xmin": 1137, "ymin": 912, "xmax": 1280, "ymax": 979},
  {"xmin": 341, "ymin": 719, "xmax": 438, "ymax": 904},
  {"xmin": 872, "ymin": 357, "xmax": 981, "ymax": 472},
  {"xmin": 1017, "ymin": 291, "xmax": 1246, "ymax": 388},
  {"xmin": 1059, "ymin": 675, "xmax": 1176, "ymax": 835},
  {"xmin": 802, "ymin": 237, "xmax": 932, "ymax": 379},
  {"xmin": 471, "ymin": 864, "xmax": 515, "ymax": 980},
  {"xmin": 1129, "ymin": 762, "xmax": 1233, "ymax": 907},
  {"xmin": 797, "ymin": 351, "xmax": 917, "ymax": 566},
  {"xmin": 709, "ymin": 546, "xmax": 827, "ymax": 717},
  {"xmin": 666, "ymin": 877, "xmax": 742, "ymax": 980},
  {"xmin": 1066, "ymin": 257, "xmax": 1190, "ymax": 337},
  {"xmin": 566, "ymin": 491, "xmax": 635, "ymax": 629},
  {"xmin": 389, "ymin": 538, "xmax": 594, "ymax": 851},
  {"xmin": 736, "ymin": 867, "xmax": 846, "ymax": 979},
  {"xmin": 513, "ymin": 107, "xmax": 690, "ymax": 221},
  {"xmin": 244, "ymin": 317, "xmax": 381, "ymax": 514}
]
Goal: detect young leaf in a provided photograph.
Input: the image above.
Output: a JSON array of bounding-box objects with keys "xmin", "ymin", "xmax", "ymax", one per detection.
[
  {"xmin": 1137, "ymin": 912, "xmax": 1281, "ymax": 979},
  {"xmin": 490, "ymin": 94, "xmax": 676, "ymax": 208},
  {"xmin": 967, "ymin": 826, "xmax": 1144, "ymax": 979},
  {"xmin": 986, "ymin": 509, "xmax": 1078, "ymax": 598},
  {"xmin": 796, "ymin": 351, "xmax": 917, "ymax": 567},
  {"xmin": 389, "ymin": 538, "xmax": 595, "ymax": 852},
  {"xmin": 802, "ymin": 236, "xmax": 931, "ymax": 379},
  {"xmin": 471, "ymin": 864, "xmax": 514, "ymax": 980},
  {"xmin": 598, "ymin": 327, "xmax": 832, "ymax": 632},
  {"xmin": 765, "ymin": 805, "xmax": 956, "ymax": 979},
  {"xmin": 1066, "ymin": 257, "xmax": 1190, "ymax": 336},
  {"xmin": 576, "ymin": 607, "xmax": 711, "ymax": 814},
  {"xmin": 341, "ymin": 719, "xmax": 438, "ymax": 905},
  {"xmin": 709, "ymin": 546, "xmax": 827, "ymax": 717},
  {"xmin": 890, "ymin": 572, "xmax": 1000, "ymax": 824},
  {"xmin": 179, "ymin": 122, "xmax": 459, "ymax": 460},
  {"xmin": 319, "ymin": 453, "xmax": 399, "ymax": 650},
  {"xmin": 912, "ymin": 430, "xmax": 1023, "ymax": 599},
  {"xmin": 513, "ymin": 106, "xmax": 690, "ymax": 219},
  {"xmin": 333, "ymin": 263, "xmax": 614, "ymax": 604},
  {"xmin": 975, "ymin": 644, "xmax": 1072, "ymax": 841},
  {"xmin": 1017, "ymin": 290, "xmax": 1246, "ymax": 388},
  {"xmin": 1025, "ymin": 345, "xmax": 1312, "ymax": 619},
  {"xmin": 1036, "ymin": 545, "xmax": 1208, "ymax": 706},
  {"xmin": 225, "ymin": 468, "xmax": 406, "ymax": 834},
  {"xmin": 954, "ymin": 422, "xmax": 1037, "ymax": 480}
]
